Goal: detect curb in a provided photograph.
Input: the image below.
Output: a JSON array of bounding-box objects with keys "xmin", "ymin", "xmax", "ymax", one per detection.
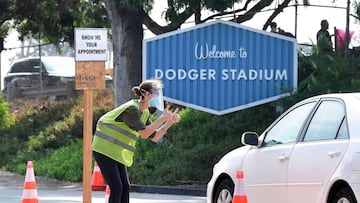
[
  {"xmin": 0, "ymin": 171, "xmax": 207, "ymax": 196},
  {"xmin": 130, "ymin": 184, "xmax": 207, "ymax": 197}
]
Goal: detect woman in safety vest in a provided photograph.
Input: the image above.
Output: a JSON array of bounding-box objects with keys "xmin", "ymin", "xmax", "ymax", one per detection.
[{"xmin": 92, "ymin": 79, "xmax": 180, "ymax": 203}]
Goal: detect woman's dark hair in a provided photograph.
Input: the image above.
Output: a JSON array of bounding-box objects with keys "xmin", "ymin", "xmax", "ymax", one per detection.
[{"xmin": 132, "ymin": 79, "xmax": 163, "ymax": 98}]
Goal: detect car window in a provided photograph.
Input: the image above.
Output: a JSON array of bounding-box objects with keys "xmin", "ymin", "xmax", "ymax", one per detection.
[
  {"xmin": 303, "ymin": 100, "xmax": 346, "ymax": 141},
  {"xmin": 9, "ymin": 60, "xmax": 40, "ymax": 73},
  {"xmin": 336, "ymin": 117, "xmax": 349, "ymax": 139},
  {"xmin": 263, "ymin": 102, "xmax": 316, "ymax": 147}
]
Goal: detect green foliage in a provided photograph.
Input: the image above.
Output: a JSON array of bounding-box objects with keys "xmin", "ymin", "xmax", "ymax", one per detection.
[
  {"xmin": 130, "ymin": 48, "xmax": 360, "ymax": 186},
  {"xmin": 0, "ymin": 93, "xmax": 14, "ymax": 130},
  {"xmin": 300, "ymin": 51, "xmax": 360, "ymax": 92},
  {"xmin": 0, "ymin": 93, "xmax": 16, "ymax": 166},
  {"xmin": 11, "ymin": 140, "xmax": 83, "ymax": 182},
  {"xmin": 34, "ymin": 140, "xmax": 83, "ymax": 181},
  {"xmin": 130, "ymin": 105, "xmax": 276, "ymax": 186},
  {"xmin": 276, "ymin": 48, "xmax": 360, "ymax": 111},
  {"xmin": 164, "ymin": 0, "xmax": 242, "ymax": 23},
  {"xmin": 355, "ymin": 1, "xmax": 360, "ymax": 21},
  {"xmin": 119, "ymin": 0, "xmax": 154, "ymax": 10},
  {"xmin": 0, "ymin": 0, "xmax": 14, "ymax": 26},
  {"xmin": 13, "ymin": 0, "xmax": 109, "ymax": 46},
  {"xmin": 1, "ymin": 98, "xmax": 79, "ymax": 170},
  {"xmin": 1, "ymin": 50, "xmax": 360, "ymax": 185},
  {"xmin": 203, "ymin": 0, "xmax": 238, "ymax": 11},
  {"xmin": 0, "ymin": 90, "xmax": 113, "ymax": 180}
]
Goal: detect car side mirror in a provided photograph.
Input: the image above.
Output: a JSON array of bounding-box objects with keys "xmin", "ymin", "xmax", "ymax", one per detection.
[{"xmin": 241, "ymin": 132, "xmax": 259, "ymax": 146}]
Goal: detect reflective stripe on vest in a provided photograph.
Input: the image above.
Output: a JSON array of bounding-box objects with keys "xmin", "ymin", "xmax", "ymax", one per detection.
[
  {"xmin": 95, "ymin": 121, "xmax": 138, "ymax": 152},
  {"xmin": 98, "ymin": 120, "xmax": 137, "ymax": 140},
  {"xmin": 95, "ymin": 130, "xmax": 135, "ymax": 152}
]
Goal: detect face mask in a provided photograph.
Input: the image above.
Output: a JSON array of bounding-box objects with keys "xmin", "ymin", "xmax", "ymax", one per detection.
[{"xmin": 149, "ymin": 88, "xmax": 164, "ymax": 112}]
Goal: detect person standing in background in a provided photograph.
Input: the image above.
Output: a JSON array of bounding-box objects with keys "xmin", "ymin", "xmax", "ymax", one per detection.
[
  {"xmin": 270, "ymin": 22, "xmax": 277, "ymax": 33},
  {"xmin": 317, "ymin": 19, "xmax": 333, "ymax": 52}
]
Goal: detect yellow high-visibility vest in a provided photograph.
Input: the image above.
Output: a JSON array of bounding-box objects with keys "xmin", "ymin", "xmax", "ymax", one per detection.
[{"xmin": 92, "ymin": 100, "xmax": 150, "ymax": 166}]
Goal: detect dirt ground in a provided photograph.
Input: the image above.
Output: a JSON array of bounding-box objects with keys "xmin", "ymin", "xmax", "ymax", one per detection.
[{"xmin": 0, "ymin": 170, "xmax": 81, "ymax": 190}]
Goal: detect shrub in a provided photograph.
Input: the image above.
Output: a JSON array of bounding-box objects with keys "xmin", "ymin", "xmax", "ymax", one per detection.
[
  {"xmin": 12, "ymin": 140, "xmax": 83, "ymax": 182},
  {"xmin": 129, "ymin": 105, "xmax": 276, "ymax": 186},
  {"xmin": 0, "ymin": 89, "xmax": 113, "ymax": 171},
  {"xmin": 34, "ymin": 140, "xmax": 83, "ymax": 181},
  {"xmin": 0, "ymin": 93, "xmax": 14, "ymax": 129},
  {"xmin": 1, "ymin": 51, "xmax": 360, "ymax": 187}
]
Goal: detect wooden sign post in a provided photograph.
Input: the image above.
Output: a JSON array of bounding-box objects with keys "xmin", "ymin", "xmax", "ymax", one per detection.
[{"xmin": 75, "ymin": 28, "xmax": 108, "ymax": 203}]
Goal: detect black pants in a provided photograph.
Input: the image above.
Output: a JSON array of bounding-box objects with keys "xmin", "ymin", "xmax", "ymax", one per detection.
[{"xmin": 93, "ymin": 151, "xmax": 130, "ymax": 203}]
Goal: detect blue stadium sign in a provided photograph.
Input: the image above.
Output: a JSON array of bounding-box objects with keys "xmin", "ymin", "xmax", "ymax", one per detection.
[{"xmin": 143, "ymin": 20, "xmax": 297, "ymax": 115}]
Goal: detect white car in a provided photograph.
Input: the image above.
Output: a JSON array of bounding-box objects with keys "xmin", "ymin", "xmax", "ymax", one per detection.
[{"xmin": 207, "ymin": 93, "xmax": 360, "ymax": 203}]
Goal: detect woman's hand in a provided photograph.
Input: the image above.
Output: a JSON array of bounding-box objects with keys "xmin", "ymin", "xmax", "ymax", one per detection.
[
  {"xmin": 171, "ymin": 108, "xmax": 180, "ymax": 123},
  {"xmin": 160, "ymin": 106, "xmax": 180, "ymax": 123},
  {"xmin": 161, "ymin": 106, "xmax": 173, "ymax": 121}
]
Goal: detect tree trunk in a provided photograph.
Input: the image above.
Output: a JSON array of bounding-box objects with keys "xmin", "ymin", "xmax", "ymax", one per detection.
[{"xmin": 103, "ymin": 0, "xmax": 144, "ymax": 107}]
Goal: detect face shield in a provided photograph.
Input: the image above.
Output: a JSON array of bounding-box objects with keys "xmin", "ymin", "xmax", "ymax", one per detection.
[{"xmin": 149, "ymin": 88, "xmax": 164, "ymax": 112}]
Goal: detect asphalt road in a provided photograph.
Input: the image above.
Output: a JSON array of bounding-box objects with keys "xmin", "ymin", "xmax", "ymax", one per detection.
[
  {"xmin": 0, "ymin": 171, "xmax": 207, "ymax": 203},
  {"xmin": 0, "ymin": 189, "xmax": 206, "ymax": 203}
]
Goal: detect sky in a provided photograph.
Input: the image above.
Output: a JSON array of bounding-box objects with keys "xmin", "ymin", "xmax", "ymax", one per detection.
[
  {"xmin": 146, "ymin": 0, "xmax": 360, "ymax": 47},
  {"xmin": 1, "ymin": 0, "xmax": 359, "ymax": 90}
]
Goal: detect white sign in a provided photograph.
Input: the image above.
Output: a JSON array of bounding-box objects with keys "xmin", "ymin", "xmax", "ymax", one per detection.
[{"xmin": 75, "ymin": 28, "xmax": 107, "ymax": 61}]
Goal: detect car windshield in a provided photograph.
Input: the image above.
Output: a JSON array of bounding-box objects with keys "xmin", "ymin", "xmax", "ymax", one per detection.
[{"xmin": 42, "ymin": 57, "xmax": 75, "ymax": 76}]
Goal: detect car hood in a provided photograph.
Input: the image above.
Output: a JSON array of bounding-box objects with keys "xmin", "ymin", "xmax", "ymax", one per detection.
[
  {"xmin": 47, "ymin": 71, "xmax": 75, "ymax": 77},
  {"xmin": 212, "ymin": 145, "xmax": 252, "ymax": 182}
]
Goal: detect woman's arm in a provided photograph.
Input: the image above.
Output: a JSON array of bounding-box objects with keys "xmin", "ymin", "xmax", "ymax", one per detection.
[
  {"xmin": 149, "ymin": 108, "xmax": 180, "ymax": 142},
  {"xmin": 138, "ymin": 107, "xmax": 174, "ymax": 139}
]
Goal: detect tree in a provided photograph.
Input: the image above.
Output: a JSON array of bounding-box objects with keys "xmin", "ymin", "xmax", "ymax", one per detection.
[
  {"xmin": 106, "ymin": 0, "xmax": 312, "ymax": 106},
  {"xmin": 102, "ymin": 0, "xmax": 144, "ymax": 106},
  {"xmin": 0, "ymin": 0, "xmax": 15, "ymax": 53},
  {"xmin": 12, "ymin": 0, "xmax": 109, "ymax": 46},
  {"xmin": 5, "ymin": 0, "xmax": 317, "ymax": 106}
]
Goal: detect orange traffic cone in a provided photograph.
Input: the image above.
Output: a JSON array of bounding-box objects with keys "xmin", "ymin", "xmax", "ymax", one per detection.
[
  {"xmin": 232, "ymin": 170, "xmax": 248, "ymax": 203},
  {"xmin": 104, "ymin": 185, "xmax": 110, "ymax": 203},
  {"xmin": 92, "ymin": 162, "xmax": 106, "ymax": 191},
  {"xmin": 21, "ymin": 161, "xmax": 39, "ymax": 203}
]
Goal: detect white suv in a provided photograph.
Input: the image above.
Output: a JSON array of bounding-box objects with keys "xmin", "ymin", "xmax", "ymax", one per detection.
[{"xmin": 207, "ymin": 93, "xmax": 360, "ymax": 203}]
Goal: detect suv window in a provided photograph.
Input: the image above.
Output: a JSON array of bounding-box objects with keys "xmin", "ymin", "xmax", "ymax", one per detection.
[
  {"xmin": 263, "ymin": 101, "xmax": 316, "ymax": 146},
  {"xmin": 10, "ymin": 59, "xmax": 41, "ymax": 73}
]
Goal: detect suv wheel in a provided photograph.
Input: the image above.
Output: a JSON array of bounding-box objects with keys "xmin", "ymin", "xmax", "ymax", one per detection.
[
  {"xmin": 6, "ymin": 82, "xmax": 21, "ymax": 102},
  {"xmin": 213, "ymin": 179, "xmax": 234, "ymax": 203}
]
